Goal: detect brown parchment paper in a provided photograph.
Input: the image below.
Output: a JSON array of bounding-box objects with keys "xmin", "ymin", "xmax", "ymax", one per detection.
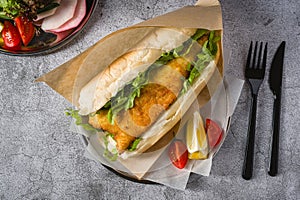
[
  {"xmin": 37, "ymin": 0, "xmax": 223, "ymax": 181},
  {"xmin": 36, "ymin": 1, "xmax": 222, "ymax": 106}
]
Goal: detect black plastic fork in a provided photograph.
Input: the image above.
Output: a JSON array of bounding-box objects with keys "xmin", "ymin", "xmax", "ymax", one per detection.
[{"xmin": 242, "ymin": 41, "xmax": 268, "ymax": 180}]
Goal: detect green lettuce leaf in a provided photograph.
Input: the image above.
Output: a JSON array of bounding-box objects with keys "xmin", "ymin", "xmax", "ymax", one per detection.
[
  {"xmin": 156, "ymin": 51, "xmax": 175, "ymax": 64},
  {"xmin": 0, "ymin": 0, "xmax": 21, "ymax": 19},
  {"xmin": 128, "ymin": 138, "xmax": 142, "ymax": 152},
  {"xmin": 107, "ymin": 55, "xmax": 167, "ymax": 124},
  {"xmin": 65, "ymin": 108, "xmax": 98, "ymax": 132},
  {"xmin": 173, "ymin": 29, "xmax": 209, "ymax": 58},
  {"xmin": 192, "ymin": 29, "xmax": 209, "ymax": 41},
  {"xmin": 180, "ymin": 30, "xmax": 220, "ymax": 94}
]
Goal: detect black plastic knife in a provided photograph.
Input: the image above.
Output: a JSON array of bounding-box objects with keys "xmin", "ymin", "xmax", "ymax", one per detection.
[{"xmin": 268, "ymin": 41, "xmax": 286, "ymax": 176}]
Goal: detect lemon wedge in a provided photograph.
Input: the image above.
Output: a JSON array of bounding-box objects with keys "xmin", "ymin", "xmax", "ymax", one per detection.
[
  {"xmin": 0, "ymin": 37, "xmax": 4, "ymax": 47},
  {"xmin": 186, "ymin": 111, "xmax": 208, "ymax": 159},
  {"xmin": 0, "ymin": 22, "xmax": 3, "ymax": 33}
]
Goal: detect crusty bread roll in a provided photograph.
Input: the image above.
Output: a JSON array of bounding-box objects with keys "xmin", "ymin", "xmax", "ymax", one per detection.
[{"xmin": 78, "ymin": 28, "xmax": 197, "ymax": 115}]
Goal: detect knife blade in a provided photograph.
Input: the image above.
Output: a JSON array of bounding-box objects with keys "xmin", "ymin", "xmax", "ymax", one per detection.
[{"xmin": 268, "ymin": 41, "xmax": 286, "ymax": 176}]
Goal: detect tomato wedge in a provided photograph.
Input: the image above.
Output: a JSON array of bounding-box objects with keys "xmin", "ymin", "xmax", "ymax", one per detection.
[
  {"xmin": 206, "ymin": 119, "xmax": 223, "ymax": 149},
  {"xmin": 168, "ymin": 140, "xmax": 188, "ymax": 169},
  {"xmin": 14, "ymin": 16, "xmax": 35, "ymax": 46},
  {"xmin": 1, "ymin": 21, "xmax": 21, "ymax": 50}
]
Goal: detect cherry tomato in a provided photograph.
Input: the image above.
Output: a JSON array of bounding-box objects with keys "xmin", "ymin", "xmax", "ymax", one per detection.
[
  {"xmin": 1, "ymin": 20, "xmax": 21, "ymax": 50},
  {"xmin": 14, "ymin": 16, "xmax": 35, "ymax": 46},
  {"xmin": 206, "ymin": 119, "xmax": 223, "ymax": 149},
  {"xmin": 168, "ymin": 140, "xmax": 188, "ymax": 169}
]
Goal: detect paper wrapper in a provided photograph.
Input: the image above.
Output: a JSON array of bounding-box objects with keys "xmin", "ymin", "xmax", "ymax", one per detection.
[
  {"xmin": 75, "ymin": 74, "xmax": 244, "ymax": 191},
  {"xmin": 37, "ymin": 0, "xmax": 244, "ymax": 190}
]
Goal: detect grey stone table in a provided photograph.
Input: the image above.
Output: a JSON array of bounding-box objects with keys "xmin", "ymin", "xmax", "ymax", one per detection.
[{"xmin": 0, "ymin": 0, "xmax": 299, "ymax": 199}]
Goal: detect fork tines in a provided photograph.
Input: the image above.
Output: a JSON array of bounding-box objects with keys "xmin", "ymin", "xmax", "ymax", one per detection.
[{"xmin": 245, "ymin": 41, "xmax": 268, "ymax": 84}]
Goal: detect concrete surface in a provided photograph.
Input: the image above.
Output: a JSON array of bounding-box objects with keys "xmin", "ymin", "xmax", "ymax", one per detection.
[{"xmin": 0, "ymin": 0, "xmax": 299, "ymax": 199}]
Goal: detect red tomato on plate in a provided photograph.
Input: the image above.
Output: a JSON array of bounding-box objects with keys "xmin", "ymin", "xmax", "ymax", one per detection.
[
  {"xmin": 14, "ymin": 16, "xmax": 35, "ymax": 46},
  {"xmin": 1, "ymin": 21, "xmax": 21, "ymax": 50},
  {"xmin": 168, "ymin": 140, "xmax": 188, "ymax": 169},
  {"xmin": 206, "ymin": 119, "xmax": 223, "ymax": 149}
]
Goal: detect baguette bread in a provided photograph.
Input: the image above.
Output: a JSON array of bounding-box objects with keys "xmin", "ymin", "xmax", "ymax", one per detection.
[{"xmin": 78, "ymin": 28, "xmax": 197, "ymax": 115}]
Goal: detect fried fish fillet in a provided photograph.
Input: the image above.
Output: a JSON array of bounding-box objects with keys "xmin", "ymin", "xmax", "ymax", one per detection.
[{"xmin": 89, "ymin": 57, "xmax": 190, "ymax": 151}]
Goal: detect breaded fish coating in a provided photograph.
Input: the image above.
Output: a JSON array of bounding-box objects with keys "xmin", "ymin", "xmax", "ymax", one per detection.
[{"xmin": 90, "ymin": 57, "xmax": 190, "ymax": 151}]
